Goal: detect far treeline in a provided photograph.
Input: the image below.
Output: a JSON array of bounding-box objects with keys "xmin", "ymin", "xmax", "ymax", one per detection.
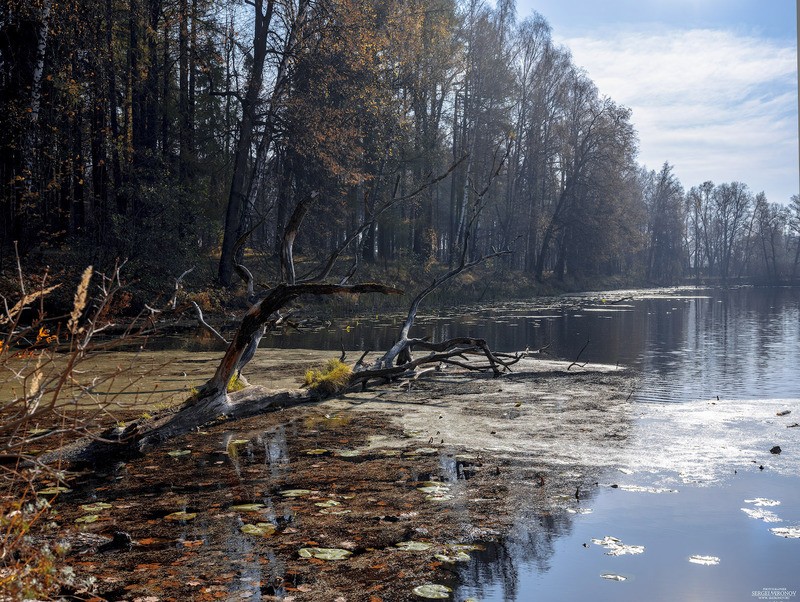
[{"xmin": 2, "ymin": 0, "xmax": 799, "ymax": 297}]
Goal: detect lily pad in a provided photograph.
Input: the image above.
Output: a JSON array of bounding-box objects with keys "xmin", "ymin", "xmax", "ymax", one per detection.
[
  {"xmin": 434, "ymin": 551, "xmax": 471, "ymax": 563},
  {"xmin": 395, "ymin": 541, "xmax": 432, "ymax": 552},
  {"xmin": 378, "ymin": 449, "xmax": 402, "ymax": 457},
  {"xmin": 425, "ymin": 493, "xmax": 454, "ymax": 502},
  {"xmin": 741, "ymin": 507, "xmax": 782, "ymax": 523},
  {"xmin": 240, "ymin": 523, "xmax": 276, "ymax": 537},
  {"xmin": 415, "ymin": 447, "xmax": 439, "ymax": 455},
  {"xmin": 230, "ymin": 503, "xmax": 265, "ymax": 512},
  {"xmin": 601, "ymin": 574, "xmax": 627, "ymax": 581},
  {"xmin": 37, "ymin": 487, "xmax": 71, "ymax": 495},
  {"xmin": 689, "ymin": 555, "xmax": 720, "ymax": 565},
  {"xmin": 167, "ymin": 450, "xmax": 192, "ymax": 457},
  {"xmin": 744, "ymin": 498, "xmax": 780, "ymax": 507},
  {"xmin": 80, "ymin": 502, "xmax": 113, "ymax": 512},
  {"xmin": 279, "ymin": 489, "xmax": 312, "ymax": 498},
  {"xmin": 592, "ymin": 536, "xmax": 644, "ymax": 556},
  {"xmin": 318, "ymin": 509, "xmax": 352, "ymax": 515},
  {"xmin": 412, "ymin": 583, "xmax": 452, "ymax": 599},
  {"xmin": 770, "ymin": 526, "xmax": 800, "ymax": 538},
  {"xmin": 417, "ymin": 482, "xmax": 451, "ymax": 495},
  {"xmin": 298, "ymin": 547, "xmax": 352, "ymax": 560},
  {"xmin": 301, "ymin": 448, "xmax": 329, "ymax": 455},
  {"xmin": 164, "ymin": 511, "xmax": 197, "ymax": 522},
  {"xmin": 335, "ymin": 449, "xmax": 362, "ymax": 457},
  {"xmin": 75, "ymin": 514, "xmax": 100, "ymax": 524},
  {"xmin": 450, "ymin": 543, "xmax": 484, "ymax": 552},
  {"xmin": 228, "ymin": 439, "xmax": 250, "ymax": 445},
  {"xmin": 315, "ymin": 500, "xmax": 341, "ymax": 508}
]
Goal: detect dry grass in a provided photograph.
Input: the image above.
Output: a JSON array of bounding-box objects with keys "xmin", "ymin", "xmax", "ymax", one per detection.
[{"xmin": 303, "ymin": 358, "xmax": 353, "ymax": 395}]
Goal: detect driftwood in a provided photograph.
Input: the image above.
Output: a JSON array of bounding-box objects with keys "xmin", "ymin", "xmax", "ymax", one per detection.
[
  {"xmin": 37, "ymin": 281, "xmax": 402, "ymax": 466},
  {"xmin": 36, "ymin": 151, "xmax": 523, "ymax": 466}
]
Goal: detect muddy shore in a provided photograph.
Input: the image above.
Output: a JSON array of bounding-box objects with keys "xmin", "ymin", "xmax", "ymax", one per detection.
[{"xmin": 24, "ymin": 356, "xmax": 636, "ymax": 601}]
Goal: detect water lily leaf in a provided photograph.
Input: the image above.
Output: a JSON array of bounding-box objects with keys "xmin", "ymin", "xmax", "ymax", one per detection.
[
  {"xmin": 741, "ymin": 507, "xmax": 782, "ymax": 523},
  {"xmin": 302, "ymin": 448, "xmax": 329, "ymax": 455},
  {"xmin": 280, "ymin": 489, "xmax": 312, "ymax": 498},
  {"xmin": 689, "ymin": 555, "xmax": 720, "ymax": 565},
  {"xmin": 164, "ymin": 511, "xmax": 196, "ymax": 521},
  {"xmin": 412, "ymin": 583, "xmax": 452, "ymax": 599},
  {"xmin": 378, "ymin": 449, "xmax": 402, "ymax": 457},
  {"xmin": 592, "ymin": 536, "xmax": 644, "ymax": 556},
  {"xmin": 167, "ymin": 450, "xmax": 191, "ymax": 457},
  {"xmin": 425, "ymin": 493, "xmax": 454, "ymax": 502},
  {"xmin": 335, "ymin": 449, "xmax": 361, "ymax": 457},
  {"xmin": 450, "ymin": 543, "xmax": 484, "ymax": 552},
  {"xmin": 395, "ymin": 541, "xmax": 432, "ymax": 552},
  {"xmin": 240, "ymin": 523, "xmax": 276, "ymax": 537},
  {"xmin": 770, "ymin": 526, "xmax": 800, "ymax": 538},
  {"xmin": 601, "ymin": 574, "xmax": 627, "ymax": 581},
  {"xmin": 434, "ymin": 551, "xmax": 471, "ymax": 563},
  {"xmin": 591, "ymin": 536, "xmax": 621, "ymax": 546},
  {"xmin": 298, "ymin": 547, "xmax": 352, "ymax": 560},
  {"xmin": 318, "ymin": 509, "xmax": 352, "ymax": 515},
  {"xmin": 402, "ymin": 430, "xmax": 423, "ymax": 438},
  {"xmin": 229, "ymin": 439, "xmax": 250, "ymax": 445},
  {"xmin": 744, "ymin": 498, "xmax": 780, "ymax": 507},
  {"xmin": 37, "ymin": 487, "xmax": 71, "ymax": 495},
  {"xmin": 315, "ymin": 500, "xmax": 341, "ymax": 508},
  {"xmin": 230, "ymin": 504, "xmax": 265, "ymax": 512},
  {"xmin": 75, "ymin": 514, "xmax": 100, "ymax": 523},
  {"xmin": 80, "ymin": 502, "xmax": 113, "ymax": 512},
  {"xmin": 415, "ymin": 447, "xmax": 439, "ymax": 455},
  {"xmin": 417, "ymin": 482, "xmax": 451, "ymax": 495}
]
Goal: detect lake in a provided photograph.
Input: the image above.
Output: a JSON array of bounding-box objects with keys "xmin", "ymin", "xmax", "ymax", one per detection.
[
  {"xmin": 30, "ymin": 285, "xmax": 798, "ymax": 601},
  {"xmin": 258, "ymin": 285, "xmax": 800, "ymax": 403},
  {"xmin": 261, "ymin": 285, "xmax": 800, "ymax": 601}
]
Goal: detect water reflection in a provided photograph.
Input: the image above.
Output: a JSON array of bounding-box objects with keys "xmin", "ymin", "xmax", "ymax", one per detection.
[{"xmin": 256, "ymin": 287, "xmax": 799, "ymax": 403}]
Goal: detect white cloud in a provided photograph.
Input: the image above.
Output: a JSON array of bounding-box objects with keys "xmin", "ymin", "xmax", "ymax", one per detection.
[{"xmin": 557, "ymin": 28, "xmax": 799, "ymax": 202}]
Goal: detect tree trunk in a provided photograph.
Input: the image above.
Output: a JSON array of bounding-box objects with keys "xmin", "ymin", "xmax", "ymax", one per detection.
[{"xmin": 218, "ymin": 0, "xmax": 274, "ymax": 286}]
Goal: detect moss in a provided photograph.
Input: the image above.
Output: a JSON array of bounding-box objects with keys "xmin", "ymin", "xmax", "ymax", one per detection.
[
  {"xmin": 227, "ymin": 373, "xmax": 247, "ymax": 393},
  {"xmin": 303, "ymin": 359, "xmax": 353, "ymax": 396}
]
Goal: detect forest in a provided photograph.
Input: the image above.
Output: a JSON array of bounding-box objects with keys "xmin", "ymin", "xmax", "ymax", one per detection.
[{"xmin": 2, "ymin": 0, "xmax": 800, "ymax": 299}]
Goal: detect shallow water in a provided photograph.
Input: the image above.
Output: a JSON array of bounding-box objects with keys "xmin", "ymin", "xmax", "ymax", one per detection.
[
  {"xmin": 256, "ymin": 286, "xmax": 800, "ymax": 403},
  {"xmin": 28, "ymin": 286, "xmax": 800, "ymax": 600},
  {"xmin": 438, "ymin": 287, "xmax": 800, "ymax": 601},
  {"xmin": 456, "ymin": 469, "xmax": 800, "ymax": 602}
]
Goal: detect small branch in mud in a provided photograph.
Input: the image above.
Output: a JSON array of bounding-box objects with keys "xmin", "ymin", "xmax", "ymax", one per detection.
[{"xmin": 567, "ymin": 337, "xmax": 590, "ymax": 371}]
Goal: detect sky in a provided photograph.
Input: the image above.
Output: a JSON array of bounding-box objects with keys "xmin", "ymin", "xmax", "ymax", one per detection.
[{"xmin": 514, "ymin": 0, "xmax": 800, "ymax": 204}]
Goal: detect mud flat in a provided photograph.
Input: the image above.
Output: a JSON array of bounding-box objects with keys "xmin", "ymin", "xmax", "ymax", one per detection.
[{"xmin": 22, "ymin": 354, "xmax": 799, "ymax": 601}]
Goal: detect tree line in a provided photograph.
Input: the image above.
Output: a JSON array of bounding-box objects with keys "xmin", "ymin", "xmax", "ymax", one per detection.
[{"xmin": 2, "ymin": 0, "xmax": 799, "ymax": 293}]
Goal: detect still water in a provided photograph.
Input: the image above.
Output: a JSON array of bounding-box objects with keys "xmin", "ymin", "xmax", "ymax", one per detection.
[
  {"xmin": 264, "ymin": 285, "xmax": 799, "ymax": 601},
  {"xmin": 166, "ymin": 286, "xmax": 799, "ymax": 600},
  {"xmin": 263, "ymin": 286, "xmax": 800, "ymax": 403}
]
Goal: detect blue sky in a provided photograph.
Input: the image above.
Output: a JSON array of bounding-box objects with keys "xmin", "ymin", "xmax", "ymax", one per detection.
[{"xmin": 515, "ymin": 0, "xmax": 799, "ymax": 203}]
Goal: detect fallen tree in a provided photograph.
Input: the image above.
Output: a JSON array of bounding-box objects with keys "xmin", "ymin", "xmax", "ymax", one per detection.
[{"xmin": 38, "ymin": 145, "xmax": 524, "ymax": 464}]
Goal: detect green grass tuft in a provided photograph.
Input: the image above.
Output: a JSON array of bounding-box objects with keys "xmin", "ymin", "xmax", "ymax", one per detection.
[{"xmin": 303, "ymin": 359, "xmax": 353, "ymax": 396}]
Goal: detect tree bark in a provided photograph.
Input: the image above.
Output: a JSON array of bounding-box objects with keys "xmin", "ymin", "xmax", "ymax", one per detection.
[{"xmin": 218, "ymin": 0, "xmax": 274, "ymax": 286}]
